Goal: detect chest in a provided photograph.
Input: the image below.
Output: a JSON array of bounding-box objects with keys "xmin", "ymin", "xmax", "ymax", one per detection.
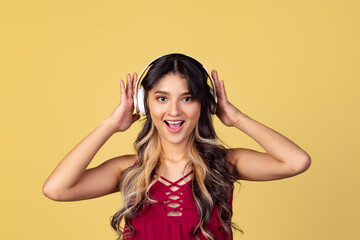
[{"xmin": 147, "ymin": 173, "xmax": 196, "ymax": 217}]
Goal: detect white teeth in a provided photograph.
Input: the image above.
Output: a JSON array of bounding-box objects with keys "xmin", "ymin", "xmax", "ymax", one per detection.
[{"xmin": 166, "ymin": 120, "xmax": 183, "ymax": 124}]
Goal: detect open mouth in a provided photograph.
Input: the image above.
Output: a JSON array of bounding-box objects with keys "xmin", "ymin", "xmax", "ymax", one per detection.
[{"xmin": 164, "ymin": 120, "xmax": 185, "ymax": 132}]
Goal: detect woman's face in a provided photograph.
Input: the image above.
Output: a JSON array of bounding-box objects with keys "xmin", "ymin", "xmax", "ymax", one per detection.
[{"xmin": 147, "ymin": 73, "xmax": 201, "ymax": 146}]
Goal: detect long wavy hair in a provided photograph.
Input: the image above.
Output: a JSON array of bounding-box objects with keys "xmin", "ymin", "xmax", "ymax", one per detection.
[{"xmin": 111, "ymin": 54, "xmax": 241, "ymax": 239}]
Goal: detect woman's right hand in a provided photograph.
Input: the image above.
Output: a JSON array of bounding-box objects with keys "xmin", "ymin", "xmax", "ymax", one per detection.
[{"xmin": 107, "ymin": 73, "xmax": 140, "ymax": 132}]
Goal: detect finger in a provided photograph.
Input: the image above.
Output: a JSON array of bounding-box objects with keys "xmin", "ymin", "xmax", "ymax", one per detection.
[
  {"xmin": 212, "ymin": 69, "xmax": 220, "ymax": 86},
  {"xmin": 132, "ymin": 72, "xmax": 138, "ymax": 96},
  {"xmin": 126, "ymin": 73, "xmax": 131, "ymax": 98},
  {"xmin": 221, "ymin": 80, "xmax": 228, "ymax": 100},
  {"xmin": 211, "ymin": 70, "xmax": 221, "ymax": 97},
  {"xmin": 128, "ymin": 73, "xmax": 134, "ymax": 98},
  {"xmin": 212, "ymin": 69, "xmax": 223, "ymax": 100},
  {"xmin": 119, "ymin": 79, "xmax": 126, "ymax": 102}
]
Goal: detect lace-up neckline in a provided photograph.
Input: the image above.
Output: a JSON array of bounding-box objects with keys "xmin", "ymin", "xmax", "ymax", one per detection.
[{"xmin": 153, "ymin": 170, "xmax": 193, "ymax": 216}]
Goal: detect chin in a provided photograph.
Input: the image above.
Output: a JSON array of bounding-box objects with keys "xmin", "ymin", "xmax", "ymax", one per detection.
[
  {"xmin": 160, "ymin": 132, "xmax": 192, "ymax": 145},
  {"xmin": 162, "ymin": 136, "xmax": 187, "ymax": 144}
]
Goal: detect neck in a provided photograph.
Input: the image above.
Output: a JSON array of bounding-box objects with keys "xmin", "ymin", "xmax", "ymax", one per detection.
[
  {"xmin": 158, "ymin": 137, "xmax": 193, "ymax": 177},
  {"xmin": 160, "ymin": 138, "xmax": 190, "ymax": 163}
]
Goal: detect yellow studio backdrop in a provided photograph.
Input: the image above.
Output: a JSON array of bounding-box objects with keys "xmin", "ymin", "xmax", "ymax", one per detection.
[{"xmin": 1, "ymin": 0, "xmax": 359, "ymax": 239}]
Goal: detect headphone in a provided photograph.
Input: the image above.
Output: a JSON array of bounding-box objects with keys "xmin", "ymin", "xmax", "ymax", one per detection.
[{"xmin": 133, "ymin": 53, "xmax": 218, "ymax": 116}]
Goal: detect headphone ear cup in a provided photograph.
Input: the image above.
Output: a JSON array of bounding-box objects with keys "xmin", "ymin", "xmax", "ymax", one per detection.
[
  {"xmin": 133, "ymin": 91, "xmax": 138, "ymax": 114},
  {"xmin": 136, "ymin": 88, "xmax": 146, "ymax": 115},
  {"xmin": 210, "ymin": 89, "xmax": 217, "ymax": 114},
  {"xmin": 210, "ymin": 103, "xmax": 216, "ymax": 115}
]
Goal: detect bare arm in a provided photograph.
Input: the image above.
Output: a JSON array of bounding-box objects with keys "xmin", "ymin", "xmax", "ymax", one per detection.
[
  {"xmin": 227, "ymin": 113, "xmax": 311, "ymax": 181},
  {"xmin": 212, "ymin": 70, "xmax": 311, "ymax": 181},
  {"xmin": 43, "ymin": 73, "xmax": 140, "ymax": 201}
]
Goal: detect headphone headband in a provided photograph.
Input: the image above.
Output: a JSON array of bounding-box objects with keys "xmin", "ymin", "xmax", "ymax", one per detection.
[{"xmin": 133, "ymin": 53, "xmax": 217, "ymax": 115}]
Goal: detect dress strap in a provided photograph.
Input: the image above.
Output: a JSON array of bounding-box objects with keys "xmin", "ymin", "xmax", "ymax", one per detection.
[
  {"xmin": 156, "ymin": 170, "xmax": 193, "ymax": 185},
  {"xmin": 132, "ymin": 158, "xmax": 139, "ymax": 166}
]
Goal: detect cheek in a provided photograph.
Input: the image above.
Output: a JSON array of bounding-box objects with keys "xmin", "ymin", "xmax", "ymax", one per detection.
[
  {"xmin": 188, "ymin": 104, "xmax": 202, "ymax": 122},
  {"xmin": 148, "ymin": 102, "xmax": 165, "ymax": 122}
]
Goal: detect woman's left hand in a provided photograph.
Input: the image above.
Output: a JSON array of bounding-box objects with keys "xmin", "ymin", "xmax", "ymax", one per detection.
[{"xmin": 212, "ymin": 70, "xmax": 242, "ymax": 127}]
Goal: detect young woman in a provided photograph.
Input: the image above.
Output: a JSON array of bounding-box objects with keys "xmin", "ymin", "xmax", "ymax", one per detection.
[{"xmin": 43, "ymin": 53, "xmax": 311, "ymax": 240}]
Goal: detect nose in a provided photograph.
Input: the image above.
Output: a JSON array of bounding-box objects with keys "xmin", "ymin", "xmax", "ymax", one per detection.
[{"xmin": 168, "ymin": 100, "xmax": 182, "ymax": 116}]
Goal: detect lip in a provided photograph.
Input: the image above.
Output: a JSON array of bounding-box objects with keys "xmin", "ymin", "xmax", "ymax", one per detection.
[{"xmin": 163, "ymin": 120, "xmax": 185, "ymax": 133}]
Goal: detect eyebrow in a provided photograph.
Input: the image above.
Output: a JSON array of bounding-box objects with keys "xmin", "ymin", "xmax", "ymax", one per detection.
[{"xmin": 154, "ymin": 90, "xmax": 192, "ymax": 96}]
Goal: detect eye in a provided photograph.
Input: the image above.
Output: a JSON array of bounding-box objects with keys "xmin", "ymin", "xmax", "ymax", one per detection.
[
  {"xmin": 157, "ymin": 96, "xmax": 167, "ymax": 102},
  {"xmin": 183, "ymin": 97, "xmax": 192, "ymax": 102}
]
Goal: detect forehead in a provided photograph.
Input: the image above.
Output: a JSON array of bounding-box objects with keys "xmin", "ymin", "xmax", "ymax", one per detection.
[{"xmin": 151, "ymin": 73, "xmax": 189, "ymax": 93}]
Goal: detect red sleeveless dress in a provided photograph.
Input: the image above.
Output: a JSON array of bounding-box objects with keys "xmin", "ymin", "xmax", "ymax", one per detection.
[{"xmin": 123, "ymin": 171, "xmax": 233, "ymax": 239}]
